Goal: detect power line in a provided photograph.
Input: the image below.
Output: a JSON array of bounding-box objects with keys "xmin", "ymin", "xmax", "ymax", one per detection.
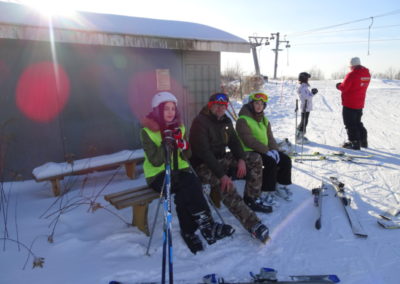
[
  {"xmin": 292, "ymin": 38, "xmax": 400, "ymax": 47},
  {"xmin": 289, "ymin": 8, "xmax": 400, "ymax": 36},
  {"xmin": 291, "ymin": 24, "xmax": 400, "ymax": 37}
]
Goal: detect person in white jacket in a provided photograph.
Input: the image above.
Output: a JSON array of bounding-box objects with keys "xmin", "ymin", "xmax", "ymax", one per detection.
[{"xmin": 296, "ymin": 72, "xmax": 318, "ymax": 144}]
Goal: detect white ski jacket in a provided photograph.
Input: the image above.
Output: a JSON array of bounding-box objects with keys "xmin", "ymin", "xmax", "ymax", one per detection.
[{"xmin": 297, "ymin": 83, "xmax": 313, "ymax": 112}]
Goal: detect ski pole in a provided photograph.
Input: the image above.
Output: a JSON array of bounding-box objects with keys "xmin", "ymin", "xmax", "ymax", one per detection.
[
  {"xmin": 299, "ymin": 100, "xmax": 308, "ymax": 163},
  {"xmin": 161, "ymin": 137, "xmax": 174, "ymax": 284},
  {"xmin": 294, "ymin": 99, "xmax": 298, "ymax": 155},
  {"xmin": 145, "ymin": 189, "xmax": 163, "ymax": 256},
  {"xmin": 228, "ymin": 100, "xmax": 238, "ymax": 121}
]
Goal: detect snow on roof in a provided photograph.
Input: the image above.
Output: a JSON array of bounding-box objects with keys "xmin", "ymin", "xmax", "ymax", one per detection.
[{"xmin": 0, "ymin": 2, "xmax": 250, "ymax": 52}]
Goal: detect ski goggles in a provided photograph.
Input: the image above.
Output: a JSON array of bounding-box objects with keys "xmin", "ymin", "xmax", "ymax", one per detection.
[
  {"xmin": 250, "ymin": 92, "xmax": 269, "ymax": 103},
  {"xmin": 208, "ymin": 93, "xmax": 229, "ymax": 106}
]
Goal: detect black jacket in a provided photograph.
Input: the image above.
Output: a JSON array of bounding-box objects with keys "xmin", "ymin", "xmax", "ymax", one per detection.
[{"xmin": 189, "ymin": 106, "xmax": 245, "ymax": 178}]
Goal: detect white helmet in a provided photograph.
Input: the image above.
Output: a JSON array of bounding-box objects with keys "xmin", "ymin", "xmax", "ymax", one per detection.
[{"xmin": 151, "ymin": 92, "xmax": 178, "ymax": 108}]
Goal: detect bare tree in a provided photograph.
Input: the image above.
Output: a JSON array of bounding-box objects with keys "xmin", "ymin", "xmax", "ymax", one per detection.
[
  {"xmin": 308, "ymin": 66, "xmax": 325, "ymax": 80},
  {"xmin": 331, "ymin": 67, "xmax": 348, "ymax": 80}
]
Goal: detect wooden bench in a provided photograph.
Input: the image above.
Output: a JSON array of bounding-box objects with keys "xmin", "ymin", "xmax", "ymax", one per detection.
[
  {"xmin": 104, "ymin": 185, "xmax": 160, "ymax": 236},
  {"xmin": 32, "ymin": 149, "xmax": 145, "ymax": 196}
]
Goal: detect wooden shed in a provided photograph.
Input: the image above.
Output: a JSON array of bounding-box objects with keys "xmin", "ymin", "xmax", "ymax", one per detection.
[{"xmin": 0, "ymin": 1, "xmax": 250, "ymax": 180}]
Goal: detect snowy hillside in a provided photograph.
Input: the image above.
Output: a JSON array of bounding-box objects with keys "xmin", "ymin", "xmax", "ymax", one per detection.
[{"xmin": 1, "ymin": 79, "xmax": 400, "ymax": 284}]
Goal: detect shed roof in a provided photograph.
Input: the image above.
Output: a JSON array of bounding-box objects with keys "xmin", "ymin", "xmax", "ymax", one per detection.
[{"xmin": 0, "ymin": 1, "xmax": 250, "ymax": 53}]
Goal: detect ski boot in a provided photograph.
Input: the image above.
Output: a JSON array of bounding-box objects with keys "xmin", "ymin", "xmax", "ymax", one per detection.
[
  {"xmin": 249, "ymin": 222, "xmax": 270, "ymax": 243},
  {"xmin": 275, "ymin": 184, "xmax": 292, "ymax": 201},
  {"xmin": 180, "ymin": 231, "xmax": 204, "ymax": 254},
  {"xmin": 193, "ymin": 211, "xmax": 235, "ymax": 244},
  {"xmin": 342, "ymin": 140, "xmax": 360, "ymax": 150},
  {"xmin": 243, "ymin": 195, "xmax": 273, "ymax": 213},
  {"xmin": 261, "ymin": 191, "xmax": 280, "ymax": 207}
]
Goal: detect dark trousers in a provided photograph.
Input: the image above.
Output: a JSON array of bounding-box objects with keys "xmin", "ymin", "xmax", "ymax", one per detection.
[
  {"xmin": 297, "ymin": 112, "xmax": 310, "ymax": 133},
  {"xmin": 150, "ymin": 171, "xmax": 209, "ymax": 234},
  {"xmin": 342, "ymin": 106, "xmax": 367, "ymax": 142},
  {"xmin": 260, "ymin": 151, "xmax": 292, "ymax": 192}
]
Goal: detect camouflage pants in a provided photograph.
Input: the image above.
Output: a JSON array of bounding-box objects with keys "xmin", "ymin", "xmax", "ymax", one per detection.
[{"xmin": 195, "ymin": 152, "xmax": 263, "ymax": 231}]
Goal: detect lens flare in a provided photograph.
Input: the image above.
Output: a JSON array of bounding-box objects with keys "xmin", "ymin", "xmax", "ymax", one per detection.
[{"xmin": 16, "ymin": 61, "xmax": 70, "ymax": 123}]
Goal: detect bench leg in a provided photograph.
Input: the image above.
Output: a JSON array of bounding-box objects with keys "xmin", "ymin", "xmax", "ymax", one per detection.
[
  {"xmin": 210, "ymin": 187, "xmax": 221, "ymax": 208},
  {"xmin": 132, "ymin": 203, "xmax": 150, "ymax": 236},
  {"xmin": 50, "ymin": 179, "xmax": 62, "ymax": 196},
  {"xmin": 125, "ymin": 162, "xmax": 137, "ymax": 179}
]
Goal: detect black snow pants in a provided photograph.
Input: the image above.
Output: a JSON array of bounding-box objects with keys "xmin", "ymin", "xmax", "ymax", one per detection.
[
  {"xmin": 342, "ymin": 106, "xmax": 367, "ymax": 143},
  {"xmin": 150, "ymin": 171, "xmax": 209, "ymax": 234},
  {"xmin": 259, "ymin": 151, "xmax": 292, "ymax": 192}
]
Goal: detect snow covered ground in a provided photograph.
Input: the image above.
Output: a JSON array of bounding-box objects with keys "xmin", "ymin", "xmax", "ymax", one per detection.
[{"xmin": 1, "ymin": 79, "xmax": 400, "ymax": 284}]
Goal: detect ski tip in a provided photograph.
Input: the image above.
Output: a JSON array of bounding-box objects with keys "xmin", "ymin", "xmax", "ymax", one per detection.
[{"xmin": 328, "ymin": 274, "xmax": 341, "ymax": 283}]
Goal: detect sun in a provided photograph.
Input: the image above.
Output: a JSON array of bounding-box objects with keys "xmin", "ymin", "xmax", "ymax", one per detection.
[{"xmin": 23, "ymin": 0, "xmax": 77, "ymax": 17}]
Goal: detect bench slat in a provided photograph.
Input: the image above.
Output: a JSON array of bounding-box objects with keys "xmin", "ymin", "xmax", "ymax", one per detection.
[
  {"xmin": 107, "ymin": 188, "xmax": 157, "ymax": 204},
  {"xmin": 113, "ymin": 192, "xmax": 159, "ymax": 210},
  {"xmin": 104, "ymin": 184, "xmax": 150, "ymax": 201}
]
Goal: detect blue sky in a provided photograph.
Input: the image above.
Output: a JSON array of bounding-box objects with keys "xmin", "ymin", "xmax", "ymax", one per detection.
[{"xmin": 15, "ymin": 0, "xmax": 400, "ymax": 78}]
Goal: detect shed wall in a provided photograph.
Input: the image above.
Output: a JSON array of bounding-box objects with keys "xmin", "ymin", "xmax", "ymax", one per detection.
[{"xmin": 0, "ymin": 39, "xmax": 221, "ymax": 180}]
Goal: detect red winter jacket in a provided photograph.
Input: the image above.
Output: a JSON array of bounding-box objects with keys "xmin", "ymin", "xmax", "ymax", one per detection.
[{"xmin": 338, "ymin": 66, "xmax": 371, "ymax": 109}]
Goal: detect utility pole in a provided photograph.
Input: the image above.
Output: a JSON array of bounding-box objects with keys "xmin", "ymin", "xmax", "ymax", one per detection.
[
  {"xmin": 248, "ymin": 36, "xmax": 270, "ymax": 76},
  {"xmin": 270, "ymin": 32, "xmax": 290, "ymax": 79}
]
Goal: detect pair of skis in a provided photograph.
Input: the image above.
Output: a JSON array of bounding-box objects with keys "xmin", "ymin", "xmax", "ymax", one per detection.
[
  {"xmin": 329, "ymin": 177, "xmax": 368, "ymax": 238},
  {"xmin": 309, "ymin": 178, "xmax": 367, "ymax": 238},
  {"xmin": 203, "ymin": 267, "xmax": 340, "ymax": 283},
  {"xmin": 292, "ymin": 151, "xmax": 372, "ymax": 163}
]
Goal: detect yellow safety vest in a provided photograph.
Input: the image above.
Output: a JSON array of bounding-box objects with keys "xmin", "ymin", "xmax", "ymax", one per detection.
[
  {"xmin": 239, "ymin": 115, "xmax": 269, "ymax": 152},
  {"xmin": 143, "ymin": 126, "xmax": 189, "ymax": 178}
]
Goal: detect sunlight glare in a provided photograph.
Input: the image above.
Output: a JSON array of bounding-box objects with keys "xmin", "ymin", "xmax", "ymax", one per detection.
[{"xmin": 25, "ymin": 0, "xmax": 76, "ymax": 17}]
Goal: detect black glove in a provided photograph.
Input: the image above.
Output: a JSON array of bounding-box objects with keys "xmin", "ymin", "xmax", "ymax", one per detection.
[
  {"xmin": 311, "ymin": 88, "xmax": 318, "ymax": 95},
  {"xmin": 162, "ymin": 129, "xmax": 176, "ymax": 150},
  {"xmin": 336, "ymin": 82, "xmax": 341, "ymax": 90}
]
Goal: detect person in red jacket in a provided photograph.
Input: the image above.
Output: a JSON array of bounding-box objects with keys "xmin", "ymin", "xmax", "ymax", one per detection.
[{"xmin": 336, "ymin": 57, "xmax": 371, "ymax": 150}]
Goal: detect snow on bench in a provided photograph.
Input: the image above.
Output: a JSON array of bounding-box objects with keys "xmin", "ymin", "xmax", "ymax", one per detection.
[{"xmin": 32, "ymin": 149, "xmax": 145, "ymax": 196}]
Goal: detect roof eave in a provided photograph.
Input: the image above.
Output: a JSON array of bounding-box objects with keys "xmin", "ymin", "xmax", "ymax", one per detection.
[{"xmin": 0, "ymin": 23, "xmax": 250, "ymax": 53}]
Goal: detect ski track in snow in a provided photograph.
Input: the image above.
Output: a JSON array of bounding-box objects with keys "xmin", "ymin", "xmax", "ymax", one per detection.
[{"xmin": 2, "ymin": 79, "xmax": 400, "ymax": 284}]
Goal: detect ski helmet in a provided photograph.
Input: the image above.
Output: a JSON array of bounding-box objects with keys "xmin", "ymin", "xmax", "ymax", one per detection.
[
  {"xmin": 298, "ymin": 72, "xmax": 311, "ymax": 83},
  {"xmin": 249, "ymin": 92, "xmax": 269, "ymax": 103},
  {"xmin": 151, "ymin": 92, "xmax": 178, "ymax": 109},
  {"xmin": 248, "ymin": 91, "xmax": 268, "ymax": 113},
  {"xmin": 207, "ymin": 92, "xmax": 229, "ymax": 108}
]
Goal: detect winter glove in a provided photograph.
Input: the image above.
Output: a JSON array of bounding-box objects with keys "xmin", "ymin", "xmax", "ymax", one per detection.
[
  {"xmin": 311, "ymin": 88, "xmax": 318, "ymax": 95},
  {"xmin": 172, "ymin": 128, "xmax": 189, "ymax": 150},
  {"xmin": 266, "ymin": 150, "xmax": 280, "ymax": 164},
  {"xmin": 336, "ymin": 82, "xmax": 342, "ymax": 90}
]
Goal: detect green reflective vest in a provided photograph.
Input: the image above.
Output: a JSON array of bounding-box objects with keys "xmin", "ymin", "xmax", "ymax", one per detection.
[
  {"xmin": 143, "ymin": 126, "xmax": 189, "ymax": 178},
  {"xmin": 239, "ymin": 115, "xmax": 269, "ymax": 152}
]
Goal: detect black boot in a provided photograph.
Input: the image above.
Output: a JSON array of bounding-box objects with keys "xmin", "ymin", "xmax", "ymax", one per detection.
[
  {"xmin": 193, "ymin": 211, "xmax": 235, "ymax": 245},
  {"xmin": 243, "ymin": 195, "xmax": 273, "ymax": 213},
  {"xmin": 180, "ymin": 231, "xmax": 203, "ymax": 254},
  {"xmin": 361, "ymin": 140, "xmax": 368, "ymax": 148},
  {"xmin": 249, "ymin": 222, "xmax": 270, "ymax": 243},
  {"xmin": 342, "ymin": 140, "xmax": 360, "ymax": 150}
]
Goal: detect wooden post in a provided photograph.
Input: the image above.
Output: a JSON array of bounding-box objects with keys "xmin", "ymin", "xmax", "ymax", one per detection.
[
  {"xmin": 124, "ymin": 161, "xmax": 137, "ymax": 179},
  {"xmin": 50, "ymin": 179, "xmax": 61, "ymax": 196},
  {"xmin": 132, "ymin": 203, "xmax": 150, "ymax": 236}
]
